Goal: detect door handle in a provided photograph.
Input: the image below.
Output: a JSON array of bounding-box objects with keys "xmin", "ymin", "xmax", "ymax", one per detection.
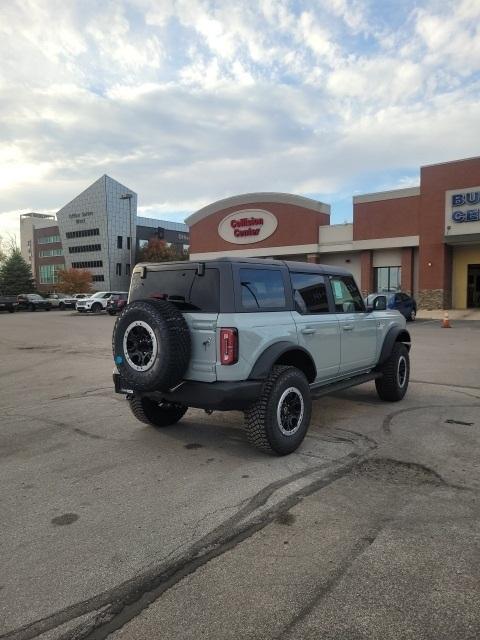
[
  {"xmin": 342, "ymin": 324, "xmax": 354, "ymax": 331},
  {"xmin": 301, "ymin": 327, "xmax": 316, "ymax": 335}
]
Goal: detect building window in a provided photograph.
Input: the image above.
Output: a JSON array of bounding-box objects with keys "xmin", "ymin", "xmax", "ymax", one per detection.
[
  {"xmin": 66, "ymin": 228, "xmax": 99, "ymax": 239},
  {"xmin": 39, "ymin": 264, "xmax": 63, "ymax": 284},
  {"xmin": 117, "ymin": 236, "xmax": 123, "ymax": 249},
  {"xmin": 127, "ymin": 237, "xmax": 131, "ymax": 250},
  {"xmin": 92, "ymin": 275, "xmax": 105, "ymax": 282},
  {"xmin": 68, "ymin": 244, "xmax": 101, "ymax": 253},
  {"xmin": 116, "ymin": 263, "xmax": 122, "ymax": 276},
  {"xmin": 38, "ymin": 235, "xmax": 61, "ymax": 244},
  {"xmin": 71, "ymin": 260, "xmax": 103, "ymax": 269},
  {"xmin": 374, "ymin": 267, "xmax": 401, "ymax": 292},
  {"xmin": 126, "ymin": 264, "xmax": 131, "ymax": 276},
  {"xmin": 138, "ymin": 239, "xmax": 148, "ymax": 249},
  {"xmin": 39, "ymin": 248, "xmax": 63, "ymax": 257}
]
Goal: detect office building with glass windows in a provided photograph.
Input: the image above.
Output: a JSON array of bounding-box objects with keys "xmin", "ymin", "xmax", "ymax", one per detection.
[{"xmin": 21, "ymin": 175, "xmax": 189, "ymax": 293}]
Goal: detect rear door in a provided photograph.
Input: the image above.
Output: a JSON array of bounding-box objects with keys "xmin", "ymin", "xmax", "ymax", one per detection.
[
  {"xmin": 291, "ymin": 272, "xmax": 340, "ymax": 382},
  {"xmin": 129, "ymin": 265, "xmax": 219, "ymax": 382},
  {"xmin": 329, "ymin": 275, "xmax": 378, "ymax": 374}
]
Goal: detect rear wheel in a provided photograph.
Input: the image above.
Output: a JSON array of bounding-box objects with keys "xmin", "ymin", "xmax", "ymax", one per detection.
[
  {"xmin": 408, "ymin": 308, "xmax": 416, "ymax": 322},
  {"xmin": 128, "ymin": 394, "xmax": 187, "ymax": 428},
  {"xmin": 29, "ymin": 303, "xmax": 35, "ymax": 312},
  {"xmin": 108, "ymin": 310, "xmax": 116, "ymax": 316},
  {"xmin": 375, "ymin": 343, "xmax": 410, "ymax": 402},
  {"xmin": 244, "ymin": 365, "xmax": 312, "ymax": 455},
  {"xmin": 59, "ymin": 302, "xmax": 65, "ymax": 310}
]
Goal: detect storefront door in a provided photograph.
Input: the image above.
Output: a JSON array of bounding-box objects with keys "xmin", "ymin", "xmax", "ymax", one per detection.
[{"xmin": 467, "ymin": 264, "xmax": 480, "ymax": 308}]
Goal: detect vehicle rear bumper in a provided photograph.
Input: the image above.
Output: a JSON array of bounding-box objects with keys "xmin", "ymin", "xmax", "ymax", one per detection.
[{"xmin": 113, "ymin": 373, "xmax": 263, "ymax": 411}]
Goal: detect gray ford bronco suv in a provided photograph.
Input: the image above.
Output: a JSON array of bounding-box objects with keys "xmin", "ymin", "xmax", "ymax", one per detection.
[{"xmin": 112, "ymin": 258, "xmax": 411, "ymax": 455}]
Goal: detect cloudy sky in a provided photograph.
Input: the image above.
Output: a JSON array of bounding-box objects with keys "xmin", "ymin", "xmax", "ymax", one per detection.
[{"xmin": 1, "ymin": 0, "xmax": 480, "ymax": 241}]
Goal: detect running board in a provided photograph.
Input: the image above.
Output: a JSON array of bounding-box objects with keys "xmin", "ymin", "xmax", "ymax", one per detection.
[{"xmin": 310, "ymin": 372, "xmax": 381, "ymax": 398}]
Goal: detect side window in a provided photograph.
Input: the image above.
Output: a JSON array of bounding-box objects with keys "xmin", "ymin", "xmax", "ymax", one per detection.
[
  {"xmin": 239, "ymin": 268, "xmax": 286, "ymax": 310},
  {"xmin": 329, "ymin": 276, "xmax": 365, "ymax": 313},
  {"xmin": 291, "ymin": 273, "xmax": 329, "ymax": 314}
]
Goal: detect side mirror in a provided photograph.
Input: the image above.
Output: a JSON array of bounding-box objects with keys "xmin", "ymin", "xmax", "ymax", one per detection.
[{"xmin": 373, "ymin": 296, "xmax": 387, "ymax": 311}]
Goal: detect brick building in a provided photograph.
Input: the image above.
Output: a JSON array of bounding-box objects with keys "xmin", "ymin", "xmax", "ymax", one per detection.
[{"xmin": 187, "ymin": 156, "xmax": 480, "ymax": 310}]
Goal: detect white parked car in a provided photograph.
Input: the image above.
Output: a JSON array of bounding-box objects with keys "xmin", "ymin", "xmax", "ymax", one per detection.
[{"xmin": 76, "ymin": 291, "xmax": 128, "ymax": 313}]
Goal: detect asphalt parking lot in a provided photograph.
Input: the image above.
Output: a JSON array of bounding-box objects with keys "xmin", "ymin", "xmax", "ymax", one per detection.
[{"xmin": 1, "ymin": 311, "xmax": 480, "ymax": 640}]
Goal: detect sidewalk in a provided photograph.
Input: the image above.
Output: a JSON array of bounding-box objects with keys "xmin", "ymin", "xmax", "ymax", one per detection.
[{"xmin": 417, "ymin": 308, "xmax": 480, "ymax": 320}]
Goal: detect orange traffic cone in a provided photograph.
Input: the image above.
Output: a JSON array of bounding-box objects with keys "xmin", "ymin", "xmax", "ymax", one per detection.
[{"xmin": 441, "ymin": 311, "xmax": 451, "ymax": 328}]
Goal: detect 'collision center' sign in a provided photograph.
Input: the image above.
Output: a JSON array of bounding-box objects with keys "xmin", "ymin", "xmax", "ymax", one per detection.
[{"xmin": 218, "ymin": 209, "xmax": 278, "ymax": 244}]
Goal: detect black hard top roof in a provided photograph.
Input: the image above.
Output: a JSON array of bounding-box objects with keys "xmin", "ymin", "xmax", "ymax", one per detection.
[{"xmin": 138, "ymin": 256, "xmax": 351, "ymax": 276}]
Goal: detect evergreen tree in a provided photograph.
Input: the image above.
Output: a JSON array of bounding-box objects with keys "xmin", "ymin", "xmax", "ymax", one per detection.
[{"xmin": 0, "ymin": 248, "xmax": 35, "ymax": 295}]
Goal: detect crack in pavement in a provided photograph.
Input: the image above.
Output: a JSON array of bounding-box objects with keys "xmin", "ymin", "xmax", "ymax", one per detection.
[
  {"xmin": 382, "ymin": 403, "xmax": 480, "ymax": 434},
  {"xmin": 0, "ymin": 443, "xmax": 375, "ymax": 640}
]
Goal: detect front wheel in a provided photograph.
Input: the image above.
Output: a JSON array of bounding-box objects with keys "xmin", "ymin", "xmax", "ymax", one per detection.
[
  {"xmin": 29, "ymin": 304, "xmax": 36, "ymax": 312},
  {"xmin": 408, "ymin": 308, "xmax": 416, "ymax": 322},
  {"xmin": 128, "ymin": 394, "xmax": 187, "ymax": 428},
  {"xmin": 244, "ymin": 365, "xmax": 312, "ymax": 455},
  {"xmin": 108, "ymin": 310, "xmax": 116, "ymax": 316},
  {"xmin": 59, "ymin": 302, "xmax": 65, "ymax": 310},
  {"xmin": 375, "ymin": 343, "xmax": 410, "ymax": 402},
  {"xmin": 91, "ymin": 303, "xmax": 102, "ymax": 313}
]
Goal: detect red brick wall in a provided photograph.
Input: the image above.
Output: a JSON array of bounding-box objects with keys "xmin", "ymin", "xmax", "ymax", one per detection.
[
  {"xmin": 354, "ymin": 196, "xmax": 420, "ymax": 240},
  {"xmin": 34, "ymin": 226, "xmax": 65, "ymax": 292},
  {"xmin": 190, "ymin": 202, "xmax": 329, "ymax": 253},
  {"xmin": 419, "ymin": 157, "xmax": 480, "ymax": 305},
  {"xmin": 401, "ymin": 247, "xmax": 414, "ymax": 294},
  {"xmin": 360, "ymin": 250, "xmax": 374, "ymax": 295}
]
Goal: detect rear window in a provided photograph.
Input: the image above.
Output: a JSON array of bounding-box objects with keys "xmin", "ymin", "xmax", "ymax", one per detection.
[
  {"xmin": 129, "ymin": 267, "xmax": 219, "ymax": 313},
  {"xmin": 239, "ymin": 268, "xmax": 286, "ymax": 310}
]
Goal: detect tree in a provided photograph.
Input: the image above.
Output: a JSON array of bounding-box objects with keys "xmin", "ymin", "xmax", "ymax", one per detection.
[
  {"xmin": 138, "ymin": 238, "xmax": 188, "ymax": 263},
  {"xmin": 57, "ymin": 268, "xmax": 92, "ymax": 294},
  {"xmin": 0, "ymin": 248, "xmax": 35, "ymax": 295}
]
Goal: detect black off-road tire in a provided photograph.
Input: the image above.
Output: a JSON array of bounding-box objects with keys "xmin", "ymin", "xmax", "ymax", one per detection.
[
  {"xmin": 128, "ymin": 394, "xmax": 187, "ymax": 428},
  {"xmin": 375, "ymin": 342, "xmax": 410, "ymax": 402},
  {"xmin": 112, "ymin": 299, "xmax": 191, "ymax": 392},
  {"xmin": 244, "ymin": 365, "xmax": 312, "ymax": 455}
]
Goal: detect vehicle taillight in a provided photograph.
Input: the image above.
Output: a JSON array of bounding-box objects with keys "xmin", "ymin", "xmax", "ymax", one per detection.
[{"xmin": 220, "ymin": 328, "xmax": 238, "ymax": 365}]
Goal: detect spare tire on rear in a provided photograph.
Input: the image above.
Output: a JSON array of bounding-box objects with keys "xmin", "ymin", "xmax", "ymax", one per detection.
[{"xmin": 112, "ymin": 299, "xmax": 191, "ymax": 392}]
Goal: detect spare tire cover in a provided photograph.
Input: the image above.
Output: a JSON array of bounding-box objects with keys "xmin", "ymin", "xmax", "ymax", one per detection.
[{"xmin": 112, "ymin": 299, "xmax": 191, "ymax": 392}]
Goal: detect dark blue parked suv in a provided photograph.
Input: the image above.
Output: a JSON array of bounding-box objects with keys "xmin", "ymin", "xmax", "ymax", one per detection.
[{"xmin": 365, "ymin": 292, "xmax": 417, "ymax": 322}]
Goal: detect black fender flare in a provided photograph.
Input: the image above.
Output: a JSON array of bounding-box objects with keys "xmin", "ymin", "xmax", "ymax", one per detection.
[
  {"xmin": 376, "ymin": 327, "xmax": 411, "ymax": 368},
  {"xmin": 248, "ymin": 341, "xmax": 317, "ymax": 381}
]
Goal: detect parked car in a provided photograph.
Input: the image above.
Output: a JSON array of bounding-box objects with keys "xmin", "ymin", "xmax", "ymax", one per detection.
[
  {"xmin": 107, "ymin": 293, "xmax": 128, "ymax": 316},
  {"xmin": 16, "ymin": 293, "xmax": 52, "ymax": 312},
  {"xmin": 365, "ymin": 291, "xmax": 417, "ymax": 321},
  {"xmin": 112, "ymin": 258, "xmax": 411, "ymax": 455},
  {"xmin": 46, "ymin": 293, "xmax": 78, "ymax": 310},
  {"xmin": 0, "ymin": 295, "xmax": 16, "ymax": 313},
  {"xmin": 76, "ymin": 291, "xmax": 127, "ymax": 313},
  {"xmin": 73, "ymin": 293, "xmax": 88, "ymax": 300}
]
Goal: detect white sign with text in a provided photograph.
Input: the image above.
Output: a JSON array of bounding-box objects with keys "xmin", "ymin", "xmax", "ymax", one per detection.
[{"xmin": 218, "ymin": 209, "xmax": 278, "ymax": 244}]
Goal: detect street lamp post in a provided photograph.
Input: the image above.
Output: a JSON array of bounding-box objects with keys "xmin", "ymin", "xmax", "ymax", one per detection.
[{"xmin": 120, "ymin": 193, "xmax": 134, "ymax": 279}]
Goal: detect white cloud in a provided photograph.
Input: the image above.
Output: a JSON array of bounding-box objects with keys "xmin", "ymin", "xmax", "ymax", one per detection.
[{"xmin": 0, "ymin": 0, "xmax": 479, "ymax": 238}]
